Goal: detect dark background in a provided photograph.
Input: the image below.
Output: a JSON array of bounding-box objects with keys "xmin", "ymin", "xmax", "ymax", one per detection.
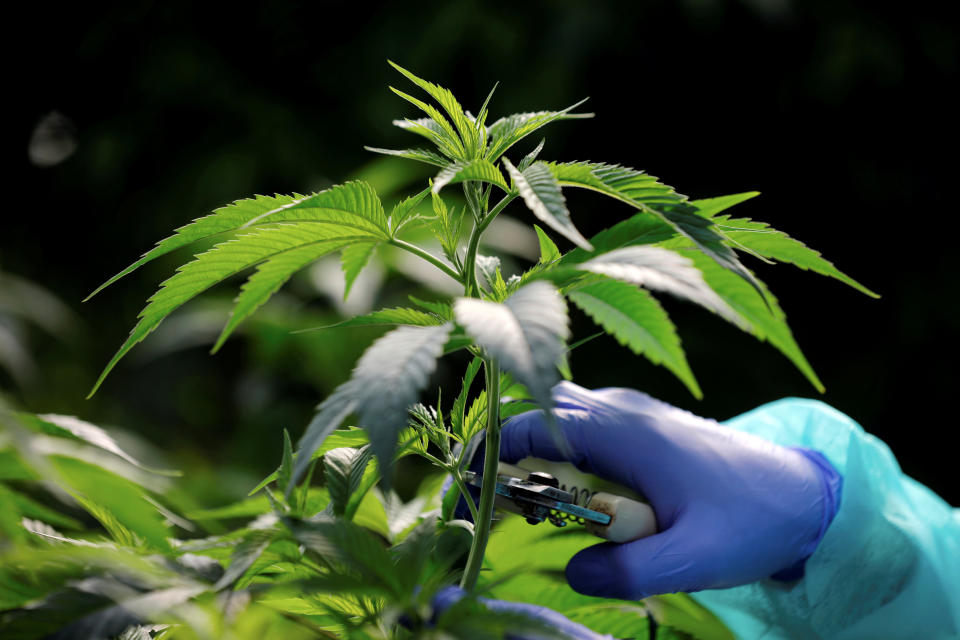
[{"xmin": 5, "ymin": 0, "xmax": 957, "ymax": 504}]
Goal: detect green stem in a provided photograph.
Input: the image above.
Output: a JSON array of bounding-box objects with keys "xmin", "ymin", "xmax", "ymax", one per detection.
[
  {"xmin": 462, "ymin": 217, "xmax": 484, "ymax": 296},
  {"xmin": 388, "ymin": 237, "xmax": 461, "ymax": 282},
  {"xmin": 478, "ymin": 193, "xmax": 517, "ymax": 234},
  {"xmin": 451, "ymin": 469, "xmax": 481, "ymax": 524},
  {"xmin": 460, "ymin": 356, "xmax": 501, "ymax": 591}
]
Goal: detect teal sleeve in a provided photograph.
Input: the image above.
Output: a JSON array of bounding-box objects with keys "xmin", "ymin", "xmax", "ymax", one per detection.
[{"xmin": 689, "ymin": 398, "xmax": 960, "ymax": 639}]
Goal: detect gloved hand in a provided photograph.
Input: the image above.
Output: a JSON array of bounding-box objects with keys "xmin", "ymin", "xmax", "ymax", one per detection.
[
  {"xmin": 431, "ymin": 585, "xmax": 612, "ymax": 640},
  {"xmin": 492, "ymin": 382, "xmax": 842, "ymax": 600}
]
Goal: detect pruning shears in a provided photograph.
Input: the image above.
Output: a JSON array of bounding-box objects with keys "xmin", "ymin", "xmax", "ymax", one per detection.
[{"xmin": 464, "ymin": 462, "xmax": 658, "ymax": 544}]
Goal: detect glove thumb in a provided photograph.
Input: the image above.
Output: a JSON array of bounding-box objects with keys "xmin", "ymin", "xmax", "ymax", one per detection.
[{"xmin": 566, "ymin": 523, "xmax": 704, "ymax": 600}]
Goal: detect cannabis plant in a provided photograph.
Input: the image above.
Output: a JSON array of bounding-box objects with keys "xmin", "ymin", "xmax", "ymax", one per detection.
[{"xmin": 1, "ymin": 63, "xmax": 873, "ymax": 638}]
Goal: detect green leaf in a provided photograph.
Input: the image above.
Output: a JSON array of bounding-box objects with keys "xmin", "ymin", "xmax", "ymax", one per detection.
[
  {"xmin": 450, "ymin": 356, "xmax": 483, "ymax": 441},
  {"xmin": 324, "ymin": 446, "xmax": 374, "ymax": 517},
  {"xmin": 291, "ymin": 323, "xmax": 454, "ymax": 492},
  {"xmin": 363, "ymin": 146, "xmax": 448, "ymax": 167},
  {"xmin": 568, "ymin": 277, "xmax": 701, "ymax": 398},
  {"xmin": 249, "ymin": 181, "xmax": 388, "ymax": 235},
  {"xmin": 454, "ymin": 281, "xmax": 569, "ymax": 412},
  {"xmin": 278, "ymin": 430, "xmax": 294, "ymax": 495},
  {"xmin": 503, "ymin": 159, "xmax": 592, "ymax": 250},
  {"xmin": 216, "ymin": 240, "xmax": 360, "ymax": 354},
  {"xmin": 575, "ymin": 246, "xmax": 747, "ymax": 330},
  {"xmin": 548, "ymin": 161, "xmax": 766, "ymax": 299},
  {"xmin": 462, "ymin": 389, "xmax": 489, "ymax": 443},
  {"xmin": 664, "ymin": 206, "xmax": 769, "ymax": 299},
  {"xmin": 92, "ymin": 181, "xmax": 391, "ymax": 393},
  {"xmin": 475, "ymin": 255, "xmax": 502, "ymax": 293},
  {"xmin": 486, "ymin": 100, "xmax": 593, "ymax": 161},
  {"xmin": 88, "ymin": 181, "xmax": 387, "ymax": 302},
  {"xmin": 51, "ymin": 457, "xmax": 171, "ymax": 550},
  {"xmin": 118, "ymin": 626, "xmax": 155, "ymax": 640},
  {"xmin": 475, "ymin": 82, "xmax": 499, "ymax": 138},
  {"xmin": 562, "ymin": 212, "xmax": 677, "ymax": 265},
  {"xmin": 518, "ymin": 139, "xmax": 546, "ymax": 171},
  {"xmin": 689, "ymin": 191, "xmax": 761, "ymax": 218},
  {"xmin": 91, "ymin": 229, "xmax": 370, "ymax": 394},
  {"xmin": 187, "ymin": 494, "xmax": 272, "ymax": 520},
  {"xmin": 408, "ymin": 295, "xmax": 454, "ymax": 320},
  {"xmin": 390, "ymin": 89, "xmax": 466, "ymax": 159},
  {"xmin": 685, "ymin": 248, "xmax": 824, "ymax": 392},
  {"xmin": 389, "ymin": 61, "xmax": 477, "ymax": 157},
  {"xmin": 340, "ymin": 242, "xmax": 377, "ymax": 300},
  {"xmin": 390, "ymin": 186, "xmax": 432, "ymax": 233},
  {"xmin": 431, "ymin": 159, "xmax": 510, "ymax": 195},
  {"xmin": 84, "ymin": 193, "xmax": 299, "ymax": 300},
  {"xmin": 700, "ymin": 209, "xmax": 879, "ymax": 298},
  {"xmin": 547, "ymin": 161, "xmax": 685, "ymax": 207},
  {"xmin": 311, "ymin": 306, "xmax": 444, "ymax": 330},
  {"xmin": 214, "ymin": 529, "xmax": 275, "ymax": 591},
  {"xmin": 534, "ymin": 225, "xmax": 561, "ymax": 264},
  {"xmin": 249, "ymin": 428, "xmax": 369, "ymax": 497},
  {"xmin": 285, "ymin": 516, "xmax": 401, "ymax": 595},
  {"xmin": 2, "ymin": 486, "xmax": 83, "ymax": 530},
  {"xmin": 29, "ymin": 413, "xmax": 178, "ymax": 476},
  {"xmin": 566, "ymin": 604, "xmax": 650, "ymax": 637}
]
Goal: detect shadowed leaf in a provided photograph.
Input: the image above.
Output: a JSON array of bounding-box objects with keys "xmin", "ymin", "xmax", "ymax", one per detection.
[
  {"xmin": 291, "ymin": 323, "xmax": 453, "ymax": 492},
  {"xmin": 454, "ymin": 282, "xmax": 569, "ymax": 412}
]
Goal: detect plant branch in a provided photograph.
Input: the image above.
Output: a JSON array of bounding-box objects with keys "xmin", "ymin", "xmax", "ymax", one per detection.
[
  {"xmin": 462, "ymin": 217, "xmax": 484, "ymax": 296},
  {"xmin": 451, "ymin": 468, "xmax": 481, "ymax": 524},
  {"xmin": 478, "ymin": 193, "xmax": 517, "ymax": 235},
  {"xmin": 460, "ymin": 356, "xmax": 501, "ymax": 591},
  {"xmin": 388, "ymin": 237, "xmax": 462, "ymax": 282}
]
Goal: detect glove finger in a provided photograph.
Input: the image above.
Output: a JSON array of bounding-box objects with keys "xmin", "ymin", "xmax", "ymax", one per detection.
[
  {"xmin": 500, "ymin": 405, "xmax": 594, "ymax": 470},
  {"xmin": 566, "ymin": 523, "xmax": 706, "ymax": 600},
  {"xmin": 500, "ymin": 382, "xmax": 600, "ymax": 465}
]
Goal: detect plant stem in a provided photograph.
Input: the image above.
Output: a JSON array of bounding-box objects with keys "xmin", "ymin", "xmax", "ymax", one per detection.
[
  {"xmin": 451, "ymin": 469, "xmax": 481, "ymax": 524},
  {"xmin": 462, "ymin": 217, "xmax": 484, "ymax": 296},
  {"xmin": 388, "ymin": 237, "xmax": 461, "ymax": 282},
  {"xmin": 478, "ymin": 193, "xmax": 517, "ymax": 235},
  {"xmin": 459, "ymin": 356, "xmax": 501, "ymax": 591}
]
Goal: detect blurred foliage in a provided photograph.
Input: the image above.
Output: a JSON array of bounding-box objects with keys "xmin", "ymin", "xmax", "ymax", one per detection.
[{"xmin": 0, "ymin": 406, "xmax": 732, "ymax": 638}]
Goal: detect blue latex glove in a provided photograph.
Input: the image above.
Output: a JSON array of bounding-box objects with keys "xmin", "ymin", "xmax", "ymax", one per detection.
[
  {"xmin": 496, "ymin": 382, "xmax": 842, "ymax": 601},
  {"xmin": 432, "ymin": 585, "xmax": 612, "ymax": 640}
]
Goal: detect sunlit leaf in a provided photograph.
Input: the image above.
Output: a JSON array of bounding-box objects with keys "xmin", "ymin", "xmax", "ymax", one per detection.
[
  {"xmin": 548, "ymin": 161, "xmax": 765, "ymax": 297},
  {"xmin": 503, "ymin": 159, "xmax": 592, "ymax": 250},
  {"xmin": 389, "ymin": 61, "xmax": 477, "ymax": 158},
  {"xmin": 693, "ymin": 195, "xmax": 878, "ymax": 298},
  {"xmin": 390, "ymin": 186, "xmax": 432, "ymax": 232},
  {"xmin": 486, "ymin": 100, "xmax": 592, "ymax": 161},
  {"xmin": 432, "ymin": 159, "xmax": 510, "ymax": 195},
  {"xmin": 534, "ymin": 225, "xmax": 561, "ymax": 264},
  {"xmin": 568, "ymin": 277, "xmax": 701, "ymax": 398},
  {"xmin": 684, "ymin": 248, "xmax": 824, "ymax": 391},
  {"xmin": 363, "ymin": 146, "xmax": 448, "ymax": 167},
  {"xmin": 340, "ymin": 243, "xmax": 378, "ymax": 300}
]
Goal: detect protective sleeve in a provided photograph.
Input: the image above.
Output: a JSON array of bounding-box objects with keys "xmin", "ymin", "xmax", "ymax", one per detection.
[{"xmin": 689, "ymin": 398, "xmax": 960, "ymax": 640}]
